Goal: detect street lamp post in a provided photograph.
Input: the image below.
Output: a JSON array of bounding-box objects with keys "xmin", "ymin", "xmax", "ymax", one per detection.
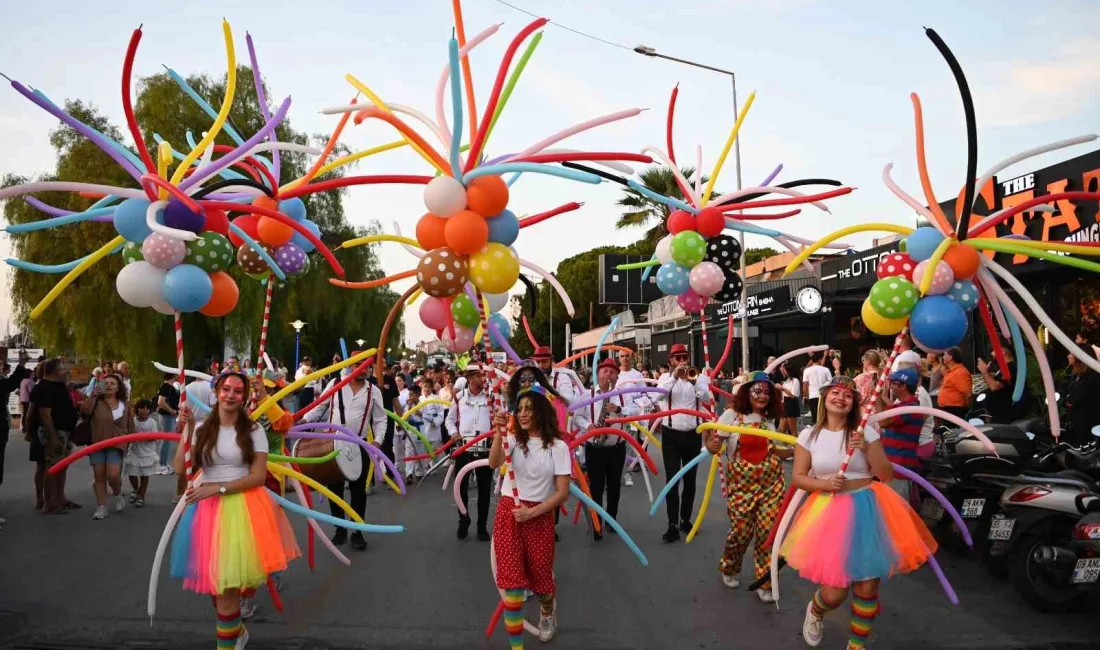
[
  {"xmin": 355, "ymin": 338, "xmax": 366, "ymax": 348},
  {"xmin": 634, "ymin": 44, "xmax": 750, "ymax": 372},
  {"xmin": 290, "ymin": 320, "xmax": 307, "ymax": 368}
]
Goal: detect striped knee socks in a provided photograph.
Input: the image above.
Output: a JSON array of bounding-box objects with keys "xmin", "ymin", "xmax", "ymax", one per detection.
[
  {"xmin": 216, "ymin": 610, "xmax": 243, "ymax": 649},
  {"xmin": 849, "ymin": 593, "xmax": 880, "ymax": 649},
  {"xmin": 503, "ymin": 589, "xmax": 525, "ymax": 650},
  {"xmin": 810, "ymin": 589, "xmax": 843, "ymax": 619}
]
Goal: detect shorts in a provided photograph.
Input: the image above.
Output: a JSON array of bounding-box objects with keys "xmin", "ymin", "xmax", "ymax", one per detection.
[
  {"xmin": 29, "ymin": 431, "xmax": 45, "ymax": 463},
  {"xmin": 783, "ymin": 397, "xmax": 801, "ymax": 418},
  {"xmin": 38, "ymin": 429, "xmax": 73, "ymax": 468},
  {"xmin": 89, "ymin": 447, "xmax": 124, "ymax": 466}
]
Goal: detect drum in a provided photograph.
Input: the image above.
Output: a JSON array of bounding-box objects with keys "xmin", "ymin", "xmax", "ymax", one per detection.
[{"xmin": 291, "ymin": 438, "xmax": 363, "ymax": 484}]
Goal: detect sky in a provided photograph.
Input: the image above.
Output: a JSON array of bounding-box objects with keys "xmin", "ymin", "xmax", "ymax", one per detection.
[{"xmin": 2, "ymin": 0, "xmax": 1099, "ymax": 349}]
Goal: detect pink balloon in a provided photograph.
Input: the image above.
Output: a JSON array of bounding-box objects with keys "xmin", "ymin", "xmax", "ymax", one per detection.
[
  {"xmin": 141, "ymin": 233, "xmax": 186, "ymax": 270},
  {"xmin": 689, "ymin": 261, "xmax": 724, "ymax": 297},
  {"xmin": 676, "ymin": 288, "xmax": 706, "ymax": 314},
  {"xmin": 442, "ymin": 325, "xmax": 476, "ymax": 353},
  {"xmin": 912, "ymin": 259, "xmax": 955, "ymax": 296},
  {"xmin": 419, "ymin": 296, "xmax": 451, "ymax": 330}
]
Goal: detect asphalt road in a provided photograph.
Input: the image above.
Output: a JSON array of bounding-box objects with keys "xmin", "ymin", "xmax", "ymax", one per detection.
[{"xmin": 0, "ymin": 435, "xmax": 1095, "ymax": 650}]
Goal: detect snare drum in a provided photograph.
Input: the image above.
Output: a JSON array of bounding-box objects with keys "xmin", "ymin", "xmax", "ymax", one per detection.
[
  {"xmin": 291, "ymin": 438, "xmax": 363, "ymax": 484},
  {"xmin": 465, "ymin": 433, "xmax": 491, "ymax": 458}
]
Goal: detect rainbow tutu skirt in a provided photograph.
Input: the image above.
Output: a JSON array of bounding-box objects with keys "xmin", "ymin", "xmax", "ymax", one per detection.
[
  {"xmin": 170, "ymin": 486, "xmax": 300, "ymax": 595},
  {"xmin": 780, "ymin": 482, "xmax": 937, "ymax": 588}
]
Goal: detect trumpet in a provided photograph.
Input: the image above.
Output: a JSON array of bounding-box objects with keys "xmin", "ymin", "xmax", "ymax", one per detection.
[{"xmin": 686, "ymin": 367, "xmax": 700, "ymax": 381}]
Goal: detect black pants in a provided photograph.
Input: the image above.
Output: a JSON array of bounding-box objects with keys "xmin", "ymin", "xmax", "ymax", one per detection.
[
  {"xmin": 0, "ymin": 426, "xmax": 8, "ymax": 487},
  {"xmin": 586, "ymin": 443, "xmax": 626, "ymax": 519},
  {"xmin": 380, "ymin": 421, "xmax": 396, "ymax": 463},
  {"xmin": 941, "ymin": 405, "xmax": 969, "ymax": 422},
  {"xmin": 661, "ymin": 427, "xmax": 703, "ymax": 527},
  {"xmin": 455, "ymin": 452, "xmax": 492, "ymax": 529},
  {"xmin": 808, "ymin": 398, "xmax": 820, "ymax": 424},
  {"xmin": 326, "ymin": 446, "xmax": 370, "ymax": 528}
]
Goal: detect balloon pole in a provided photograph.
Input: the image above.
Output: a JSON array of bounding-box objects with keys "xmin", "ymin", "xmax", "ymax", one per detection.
[
  {"xmin": 257, "ymin": 274, "xmax": 275, "ymax": 363},
  {"xmin": 175, "ymin": 312, "xmax": 196, "ymax": 487},
  {"xmin": 699, "ymin": 306, "xmax": 712, "ymax": 371},
  {"xmin": 838, "ymin": 326, "xmax": 908, "ymax": 476}
]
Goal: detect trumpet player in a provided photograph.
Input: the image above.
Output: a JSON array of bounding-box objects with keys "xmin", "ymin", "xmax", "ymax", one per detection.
[
  {"xmin": 656, "ymin": 343, "xmax": 712, "ymax": 543},
  {"xmin": 574, "ymin": 358, "xmax": 639, "ymax": 540}
]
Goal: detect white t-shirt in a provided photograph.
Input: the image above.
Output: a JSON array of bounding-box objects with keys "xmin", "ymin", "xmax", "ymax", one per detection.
[
  {"xmin": 501, "ymin": 435, "xmax": 571, "ymax": 503},
  {"xmin": 916, "ymin": 385, "xmax": 935, "ymax": 445},
  {"xmin": 797, "ymin": 424, "xmax": 881, "ymax": 480},
  {"xmin": 783, "ymin": 377, "xmax": 801, "ymax": 400},
  {"xmin": 111, "ymin": 402, "xmax": 126, "ymax": 420},
  {"xmin": 196, "ymin": 421, "xmax": 268, "ymax": 483},
  {"xmin": 802, "ymin": 365, "xmax": 833, "ymax": 399}
]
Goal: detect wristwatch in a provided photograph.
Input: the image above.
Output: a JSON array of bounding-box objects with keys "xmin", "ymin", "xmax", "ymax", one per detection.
[{"xmin": 218, "ymin": 485, "xmax": 227, "ymax": 495}]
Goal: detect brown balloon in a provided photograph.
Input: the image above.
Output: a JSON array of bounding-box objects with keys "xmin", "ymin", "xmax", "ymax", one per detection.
[
  {"xmin": 236, "ymin": 244, "xmax": 272, "ymax": 276},
  {"xmin": 416, "ymin": 247, "xmax": 469, "ymax": 298}
]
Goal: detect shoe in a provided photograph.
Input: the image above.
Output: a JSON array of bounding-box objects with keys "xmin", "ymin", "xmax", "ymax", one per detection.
[
  {"xmin": 129, "ymin": 493, "xmax": 137, "ymax": 503},
  {"xmin": 623, "ymin": 474, "xmax": 634, "ymax": 487},
  {"xmin": 477, "ymin": 528, "xmax": 491, "ymax": 542},
  {"xmin": 757, "ymin": 588, "xmax": 776, "ymax": 603},
  {"xmin": 239, "ymin": 597, "xmax": 257, "ymax": 620},
  {"xmin": 802, "ymin": 600, "xmax": 824, "ymax": 647},
  {"xmin": 0, "ymin": 517, "xmax": 6, "ymax": 524},
  {"xmin": 679, "ymin": 520, "xmax": 692, "ymax": 534},
  {"xmin": 722, "ymin": 575, "xmax": 740, "ymax": 589},
  {"xmin": 235, "ymin": 626, "xmax": 249, "ymax": 650},
  {"xmin": 662, "ymin": 526, "xmax": 680, "ymax": 543},
  {"xmin": 537, "ymin": 608, "xmax": 557, "ymax": 642},
  {"xmin": 135, "ymin": 498, "xmax": 145, "ymax": 508},
  {"xmin": 115, "ymin": 495, "xmax": 126, "ymax": 513},
  {"xmin": 64, "ymin": 501, "xmax": 82, "ymax": 510},
  {"xmin": 350, "ymin": 533, "xmax": 367, "ymax": 550},
  {"xmin": 165, "ymin": 466, "xmax": 175, "ymax": 475},
  {"xmin": 457, "ymin": 516, "xmax": 471, "ymax": 540},
  {"xmin": 593, "ymin": 530, "xmax": 603, "ymax": 542},
  {"xmin": 92, "ymin": 506, "xmax": 108, "ymax": 520},
  {"xmin": 332, "ymin": 530, "xmax": 348, "ymax": 546}
]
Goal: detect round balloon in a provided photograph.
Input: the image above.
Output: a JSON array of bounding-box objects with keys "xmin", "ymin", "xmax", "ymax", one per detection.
[
  {"xmin": 113, "ymin": 198, "xmax": 155, "ymax": 243},
  {"xmin": 909, "ymin": 296, "xmax": 968, "ymax": 351},
  {"xmin": 906, "ymin": 227, "xmax": 946, "ymax": 262},
  {"xmin": 288, "ymin": 218, "xmax": 321, "ymax": 254},
  {"xmin": 485, "ymin": 291, "xmax": 510, "ymax": 313},
  {"xmin": 942, "ymin": 243, "xmax": 980, "ymax": 280},
  {"xmin": 151, "ymin": 295, "xmax": 176, "ymax": 315},
  {"xmin": 116, "ymin": 261, "xmax": 166, "ymax": 308},
  {"xmin": 273, "ymin": 242, "xmax": 308, "ymax": 275},
  {"xmin": 441, "ymin": 325, "xmax": 476, "ymax": 353},
  {"xmin": 670, "ymin": 231, "xmax": 707, "ymax": 267},
  {"xmin": 489, "ymin": 313, "xmax": 512, "ymax": 340},
  {"xmin": 163, "ymin": 199, "xmax": 205, "ymax": 233},
  {"xmin": 486, "ymin": 209, "xmax": 519, "ymax": 246},
  {"xmin": 202, "ymin": 208, "xmax": 230, "ymax": 237},
  {"xmin": 868, "ymin": 277, "xmax": 919, "ymax": 319},
  {"xmin": 655, "ymin": 262, "xmax": 690, "ymax": 295},
  {"xmin": 417, "ymin": 247, "xmax": 469, "ymax": 298},
  {"xmin": 278, "ymin": 197, "xmax": 308, "ymax": 222},
  {"xmin": 444, "ymin": 210, "xmax": 489, "ymax": 255},
  {"xmin": 141, "ymin": 233, "xmax": 187, "ymax": 270},
  {"xmin": 162, "ymin": 264, "xmax": 214, "ymax": 313},
  {"xmin": 199, "ymin": 271, "xmax": 239, "ymax": 317},
  {"xmin": 677, "ymin": 289, "xmax": 706, "ymax": 314},
  {"xmin": 466, "ymin": 175, "xmax": 509, "ymax": 217},
  {"xmin": 689, "ymin": 261, "xmax": 725, "ymax": 297},
  {"xmin": 945, "ymin": 279, "xmax": 980, "ymax": 312},
  {"xmin": 236, "ymin": 244, "xmax": 273, "ymax": 276},
  {"xmin": 416, "ymin": 213, "xmax": 449, "ymax": 250},
  {"xmin": 185, "ymin": 232, "xmax": 234, "ymax": 273},
  {"xmin": 469, "ymin": 243, "xmax": 519, "ymax": 294},
  {"xmin": 714, "ymin": 270, "xmax": 744, "ymax": 304},
  {"xmin": 705, "ymin": 234, "xmax": 742, "ymax": 271},
  {"xmin": 861, "ymin": 298, "xmax": 908, "ymax": 336},
  {"xmin": 667, "ymin": 210, "xmax": 695, "ymax": 235},
  {"xmin": 695, "ymin": 207, "xmax": 724, "ymax": 238},
  {"xmin": 122, "ymin": 241, "xmax": 144, "ymax": 265},
  {"xmin": 419, "ymin": 296, "xmax": 451, "ymax": 330},
  {"xmin": 451, "ymin": 294, "xmax": 481, "ymax": 328},
  {"xmin": 256, "ymin": 216, "xmax": 294, "ymax": 247},
  {"xmin": 655, "ymin": 235, "xmax": 675, "ymax": 265},
  {"xmin": 423, "ymin": 175, "xmax": 467, "ymax": 217},
  {"xmin": 876, "ymin": 252, "xmax": 916, "ymax": 281},
  {"xmin": 912, "ymin": 259, "xmax": 955, "ymax": 296},
  {"xmin": 227, "ymin": 215, "xmax": 259, "ymax": 248}
]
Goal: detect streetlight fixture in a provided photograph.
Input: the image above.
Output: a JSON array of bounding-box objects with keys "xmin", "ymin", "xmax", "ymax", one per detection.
[
  {"xmin": 290, "ymin": 320, "xmax": 306, "ymax": 368},
  {"xmin": 633, "ymin": 44, "xmax": 750, "ymax": 371},
  {"xmin": 355, "ymin": 338, "xmax": 366, "ymax": 348}
]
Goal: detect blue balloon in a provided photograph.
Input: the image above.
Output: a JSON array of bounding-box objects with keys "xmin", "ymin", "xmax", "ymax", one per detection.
[
  {"xmin": 909, "ymin": 296, "xmax": 968, "ymax": 351},
  {"xmin": 655, "ymin": 262, "xmax": 690, "ymax": 295},
  {"xmin": 945, "ymin": 279, "xmax": 980, "ymax": 312},
  {"xmin": 278, "ymin": 197, "xmax": 308, "ymax": 222},
  {"xmin": 489, "ymin": 313, "xmax": 512, "ymax": 339},
  {"xmin": 113, "ymin": 199, "xmax": 156, "ymax": 243},
  {"xmin": 906, "ymin": 227, "xmax": 946, "ymax": 262},
  {"xmin": 162, "ymin": 264, "xmax": 213, "ymax": 312},
  {"xmin": 487, "ymin": 209, "xmax": 519, "ymax": 246},
  {"xmin": 289, "ymin": 218, "xmax": 321, "ymax": 253}
]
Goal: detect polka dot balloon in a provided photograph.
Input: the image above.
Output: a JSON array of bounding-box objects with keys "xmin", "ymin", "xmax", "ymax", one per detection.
[
  {"xmin": 945, "ymin": 279, "xmax": 979, "ymax": 312},
  {"xmin": 417, "ymin": 247, "xmax": 469, "ymax": 298},
  {"xmin": 705, "ymin": 234, "xmax": 743, "ymax": 272},
  {"xmin": 876, "ymin": 252, "xmax": 916, "ymax": 281},
  {"xmin": 122, "ymin": 241, "xmax": 143, "ymax": 265},
  {"xmin": 912, "ymin": 259, "xmax": 955, "ymax": 296},
  {"xmin": 655, "ymin": 262, "xmax": 690, "ymax": 295},
  {"xmin": 185, "ymin": 232, "xmax": 234, "ymax": 273},
  {"xmin": 689, "ymin": 261, "xmax": 724, "ymax": 297},
  {"xmin": 141, "ymin": 233, "xmax": 186, "ymax": 270},
  {"xmin": 273, "ymin": 242, "xmax": 308, "ymax": 275},
  {"xmin": 677, "ymin": 288, "xmax": 706, "ymax": 314},
  {"xmin": 869, "ymin": 277, "xmax": 919, "ymax": 319},
  {"xmin": 714, "ymin": 270, "xmax": 744, "ymax": 304},
  {"xmin": 236, "ymin": 244, "xmax": 273, "ymax": 276},
  {"xmin": 670, "ymin": 231, "xmax": 707, "ymax": 267}
]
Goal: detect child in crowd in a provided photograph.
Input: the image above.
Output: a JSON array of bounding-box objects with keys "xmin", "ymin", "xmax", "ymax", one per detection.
[{"xmin": 125, "ymin": 399, "xmax": 160, "ymax": 507}]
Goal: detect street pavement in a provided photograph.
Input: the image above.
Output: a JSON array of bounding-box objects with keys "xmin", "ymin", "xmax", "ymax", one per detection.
[{"xmin": 0, "ymin": 436, "xmax": 1096, "ymax": 650}]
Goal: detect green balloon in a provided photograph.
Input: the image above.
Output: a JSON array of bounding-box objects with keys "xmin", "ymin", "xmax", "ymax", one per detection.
[
  {"xmin": 451, "ymin": 294, "xmax": 481, "ymax": 328},
  {"xmin": 869, "ymin": 277, "xmax": 918, "ymax": 319},
  {"xmin": 185, "ymin": 232, "xmax": 234, "ymax": 273},
  {"xmin": 288, "ymin": 255, "xmax": 311, "ymax": 280},
  {"xmin": 670, "ymin": 231, "xmax": 707, "ymax": 267},
  {"xmin": 898, "ymin": 239, "xmax": 908, "ymax": 253},
  {"xmin": 122, "ymin": 241, "xmax": 143, "ymax": 265}
]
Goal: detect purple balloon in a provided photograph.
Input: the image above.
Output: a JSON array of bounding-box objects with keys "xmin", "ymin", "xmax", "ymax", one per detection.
[
  {"xmin": 273, "ymin": 242, "xmax": 307, "ymax": 274},
  {"xmin": 163, "ymin": 199, "xmax": 206, "ymax": 233}
]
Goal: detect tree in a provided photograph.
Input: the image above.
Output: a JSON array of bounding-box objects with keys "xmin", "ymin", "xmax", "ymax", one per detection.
[
  {"xmin": 3, "ymin": 65, "xmax": 400, "ymax": 397},
  {"xmin": 615, "ymin": 166, "xmax": 704, "ymax": 248},
  {"xmin": 745, "ymin": 247, "xmax": 780, "ymax": 266}
]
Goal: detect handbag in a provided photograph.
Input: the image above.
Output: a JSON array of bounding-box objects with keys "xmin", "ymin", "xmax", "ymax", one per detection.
[{"xmin": 70, "ymin": 418, "xmax": 92, "ymax": 447}]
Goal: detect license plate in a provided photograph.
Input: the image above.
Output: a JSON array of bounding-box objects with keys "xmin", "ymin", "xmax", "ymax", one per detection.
[
  {"xmin": 989, "ymin": 515, "xmax": 1015, "ymax": 540},
  {"xmin": 961, "ymin": 498, "xmax": 986, "ymax": 519},
  {"xmin": 920, "ymin": 498, "xmax": 945, "ymax": 522},
  {"xmin": 1071, "ymin": 558, "xmax": 1100, "ymax": 584}
]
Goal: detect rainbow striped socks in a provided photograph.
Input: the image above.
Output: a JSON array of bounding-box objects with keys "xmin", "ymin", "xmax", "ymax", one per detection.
[
  {"xmin": 849, "ymin": 593, "xmax": 880, "ymax": 649},
  {"xmin": 811, "ymin": 589, "xmax": 842, "ymax": 619},
  {"xmin": 216, "ymin": 610, "xmax": 242, "ymax": 649},
  {"xmin": 503, "ymin": 589, "xmax": 525, "ymax": 650}
]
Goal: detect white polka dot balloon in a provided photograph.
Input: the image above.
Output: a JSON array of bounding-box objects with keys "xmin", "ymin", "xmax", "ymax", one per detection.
[
  {"xmin": 876, "ymin": 252, "xmax": 916, "ymax": 281},
  {"xmin": 945, "ymin": 279, "xmax": 979, "ymax": 312},
  {"xmin": 912, "ymin": 259, "xmax": 955, "ymax": 296},
  {"xmin": 141, "ymin": 233, "xmax": 186, "ymax": 270},
  {"xmin": 655, "ymin": 262, "xmax": 690, "ymax": 295},
  {"xmin": 689, "ymin": 261, "xmax": 724, "ymax": 297},
  {"xmin": 416, "ymin": 246, "xmax": 469, "ymax": 298}
]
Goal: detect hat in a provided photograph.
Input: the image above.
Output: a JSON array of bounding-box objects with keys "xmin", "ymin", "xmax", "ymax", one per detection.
[
  {"xmin": 669, "ymin": 343, "xmax": 689, "ymax": 357},
  {"xmin": 261, "ymin": 368, "xmax": 288, "ymax": 389},
  {"xmin": 597, "ymin": 358, "xmax": 619, "ymax": 372},
  {"xmin": 822, "ymin": 375, "xmax": 858, "ymax": 396},
  {"xmin": 532, "ymin": 346, "xmax": 553, "ymax": 361},
  {"xmin": 888, "ymin": 367, "xmax": 919, "ymax": 389},
  {"xmin": 462, "ymin": 363, "xmax": 487, "ymax": 375},
  {"xmin": 742, "ymin": 370, "xmax": 773, "ymax": 386}
]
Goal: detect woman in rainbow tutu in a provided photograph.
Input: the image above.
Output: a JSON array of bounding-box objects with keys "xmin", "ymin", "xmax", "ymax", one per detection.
[
  {"xmin": 170, "ymin": 371, "xmax": 300, "ymax": 650},
  {"xmin": 782, "ymin": 375, "xmax": 936, "ymax": 650}
]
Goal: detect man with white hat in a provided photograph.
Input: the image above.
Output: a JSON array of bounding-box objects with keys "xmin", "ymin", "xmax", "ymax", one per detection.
[{"xmin": 444, "ymin": 364, "xmax": 493, "ymax": 541}]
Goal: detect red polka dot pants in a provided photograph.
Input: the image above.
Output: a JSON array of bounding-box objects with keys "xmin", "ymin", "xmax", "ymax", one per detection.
[{"xmin": 494, "ymin": 496, "xmax": 556, "ymax": 595}]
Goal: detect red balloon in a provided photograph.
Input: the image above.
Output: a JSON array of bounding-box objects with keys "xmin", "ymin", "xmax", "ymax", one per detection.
[
  {"xmin": 695, "ymin": 207, "xmax": 724, "ymax": 238},
  {"xmin": 203, "ymin": 209, "xmax": 230, "ymax": 237},
  {"xmin": 228, "ymin": 215, "xmax": 259, "ymax": 247},
  {"xmin": 667, "ymin": 209, "xmax": 695, "ymax": 234},
  {"xmin": 877, "ymin": 252, "xmax": 917, "ymax": 281},
  {"xmin": 200, "ymin": 271, "xmax": 240, "ymax": 317},
  {"xmin": 416, "ymin": 213, "xmax": 449, "ymax": 250}
]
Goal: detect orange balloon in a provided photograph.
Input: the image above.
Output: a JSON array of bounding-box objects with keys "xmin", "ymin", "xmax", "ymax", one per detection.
[
  {"xmin": 416, "ymin": 213, "xmax": 449, "ymax": 250},
  {"xmin": 200, "ymin": 271, "xmax": 240, "ymax": 317},
  {"xmin": 444, "ymin": 210, "xmax": 489, "ymax": 255},
  {"xmin": 256, "ymin": 215, "xmax": 294, "ymax": 246},
  {"xmin": 253, "ymin": 196, "xmax": 279, "ymax": 212},
  {"xmin": 943, "ymin": 243, "xmax": 980, "ymax": 280},
  {"xmin": 465, "ymin": 175, "xmax": 509, "ymax": 217}
]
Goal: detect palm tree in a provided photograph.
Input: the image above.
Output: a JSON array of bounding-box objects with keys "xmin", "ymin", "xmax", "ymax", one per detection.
[{"xmin": 616, "ymin": 166, "xmax": 705, "ymax": 249}]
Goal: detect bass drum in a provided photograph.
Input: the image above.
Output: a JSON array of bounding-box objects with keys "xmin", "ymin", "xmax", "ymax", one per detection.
[{"xmin": 291, "ymin": 438, "xmax": 363, "ymax": 484}]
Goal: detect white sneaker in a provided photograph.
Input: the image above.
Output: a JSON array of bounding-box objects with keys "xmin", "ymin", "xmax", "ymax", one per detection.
[
  {"xmin": 722, "ymin": 574, "xmax": 740, "ymax": 589},
  {"xmin": 92, "ymin": 506, "xmax": 108, "ymax": 520},
  {"xmin": 234, "ymin": 627, "xmax": 249, "ymax": 649},
  {"xmin": 757, "ymin": 588, "xmax": 776, "ymax": 603},
  {"xmin": 0, "ymin": 517, "xmax": 7, "ymax": 524},
  {"xmin": 239, "ymin": 597, "xmax": 257, "ymax": 620},
  {"xmin": 802, "ymin": 600, "xmax": 824, "ymax": 647},
  {"xmin": 537, "ymin": 610, "xmax": 557, "ymax": 642},
  {"xmin": 114, "ymin": 495, "xmax": 126, "ymax": 513},
  {"xmin": 623, "ymin": 474, "xmax": 634, "ymax": 487}
]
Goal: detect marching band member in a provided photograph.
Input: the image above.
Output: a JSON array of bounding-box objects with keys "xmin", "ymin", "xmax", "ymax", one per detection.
[
  {"xmin": 445, "ymin": 365, "xmax": 493, "ymax": 541},
  {"xmin": 533, "ymin": 346, "xmax": 583, "ymax": 406},
  {"xmin": 614, "ymin": 349, "xmax": 649, "ymax": 487}
]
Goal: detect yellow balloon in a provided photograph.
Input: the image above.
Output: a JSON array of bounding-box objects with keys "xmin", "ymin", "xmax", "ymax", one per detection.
[
  {"xmin": 861, "ymin": 298, "xmax": 908, "ymax": 336},
  {"xmin": 469, "ymin": 243, "xmax": 520, "ymax": 294}
]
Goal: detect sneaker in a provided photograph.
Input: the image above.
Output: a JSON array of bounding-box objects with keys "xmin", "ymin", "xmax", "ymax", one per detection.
[
  {"xmin": 235, "ymin": 626, "xmax": 249, "ymax": 649},
  {"xmin": 757, "ymin": 588, "xmax": 776, "ymax": 603},
  {"xmin": 350, "ymin": 533, "xmax": 367, "ymax": 551},
  {"xmin": 0, "ymin": 517, "xmax": 6, "ymax": 524},
  {"xmin": 477, "ymin": 528, "xmax": 491, "ymax": 542},
  {"xmin": 802, "ymin": 600, "xmax": 824, "ymax": 647},
  {"xmin": 239, "ymin": 597, "xmax": 257, "ymax": 620},
  {"xmin": 457, "ymin": 516, "xmax": 471, "ymax": 540},
  {"xmin": 92, "ymin": 506, "xmax": 108, "ymax": 520},
  {"xmin": 129, "ymin": 493, "xmax": 137, "ymax": 503},
  {"xmin": 662, "ymin": 526, "xmax": 680, "ymax": 543},
  {"xmin": 135, "ymin": 498, "xmax": 145, "ymax": 508},
  {"xmin": 623, "ymin": 474, "xmax": 634, "ymax": 487},
  {"xmin": 114, "ymin": 495, "xmax": 126, "ymax": 513},
  {"xmin": 537, "ymin": 608, "xmax": 557, "ymax": 642},
  {"xmin": 722, "ymin": 575, "xmax": 740, "ymax": 589},
  {"xmin": 332, "ymin": 530, "xmax": 348, "ymax": 546}
]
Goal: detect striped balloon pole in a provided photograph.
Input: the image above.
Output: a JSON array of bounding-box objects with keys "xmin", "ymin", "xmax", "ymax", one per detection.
[
  {"xmin": 257, "ymin": 274, "xmax": 275, "ymax": 362},
  {"xmin": 700, "ymin": 309, "xmax": 712, "ymax": 371},
  {"xmin": 837, "ymin": 325, "xmax": 910, "ymax": 476},
  {"xmin": 475, "ymin": 292, "xmax": 519, "ymax": 501},
  {"xmin": 175, "ymin": 312, "xmax": 197, "ymax": 486}
]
